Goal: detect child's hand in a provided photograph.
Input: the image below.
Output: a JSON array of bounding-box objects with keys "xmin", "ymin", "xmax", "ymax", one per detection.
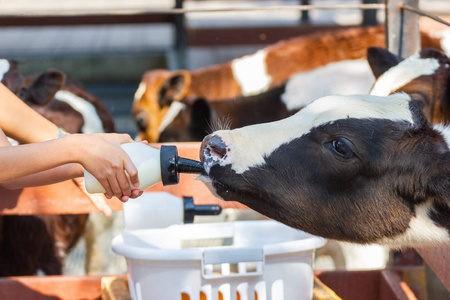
[
  {"xmin": 111, "ymin": 139, "xmax": 147, "ymax": 201},
  {"xmin": 110, "ymin": 189, "xmax": 144, "ymax": 202},
  {"xmin": 73, "ymin": 133, "xmax": 139, "ymax": 200},
  {"xmin": 114, "ymin": 141, "xmax": 148, "ymax": 201}
]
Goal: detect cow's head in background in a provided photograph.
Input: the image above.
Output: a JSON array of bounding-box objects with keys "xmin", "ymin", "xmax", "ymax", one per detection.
[
  {"xmin": 157, "ymin": 84, "xmax": 290, "ymax": 143},
  {"xmin": 132, "ymin": 64, "xmax": 297, "ymax": 143},
  {"xmin": 132, "ymin": 69, "xmax": 191, "ymax": 142},
  {"xmin": 368, "ymin": 47, "xmax": 450, "ymax": 124},
  {"xmin": 1, "ymin": 59, "xmax": 114, "ymax": 134},
  {"xmin": 0, "ymin": 59, "xmax": 81, "ymax": 132},
  {"xmin": 0, "ymin": 59, "xmax": 66, "ymax": 108},
  {"xmin": 132, "ymin": 26, "xmax": 444, "ymax": 143},
  {"xmin": 200, "ymin": 93, "xmax": 450, "ymax": 248},
  {"xmin": 51, "ymin": 79, "xmax": 115, "ymax": 134}
]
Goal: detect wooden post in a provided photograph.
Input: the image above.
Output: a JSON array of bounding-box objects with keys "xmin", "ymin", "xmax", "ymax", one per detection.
[
  {"xmin": 416, "ymin": 246, "xmax": 450, "ymax": 291},
  {"xmin": 174, "ymin": 0, "xmax": 187, "ymax": 69},
  {"xmin": 385, "ymin": 0, "xmax": 420, "ymax": 57},
  {"xmin": 362, "ymin": 0, "xmax": 379, "ymax": 27}
]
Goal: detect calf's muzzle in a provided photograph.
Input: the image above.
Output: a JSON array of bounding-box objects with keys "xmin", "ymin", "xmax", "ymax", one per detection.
[{"xmin": 200, "ymin": 134, "xmax": 229, "ymax": 163}]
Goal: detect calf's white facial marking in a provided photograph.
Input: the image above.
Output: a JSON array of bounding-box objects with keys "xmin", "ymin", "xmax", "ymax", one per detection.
[
  {"xmin": 231, "ymin": 50, "xmax": 272, "ymax": 96},
  {"xmin": 0, "ymin": 59, "xmax": 10, "ymax": 81},
  {"xmin": 133, "ymin": 82, "xmax": 146, "ymax": 103},
  {"xmin": 370, "ymin": 53, "xmax": 440, "ymax": 96},
  {"xmin": 157, "ymin": 101, "xmax": 186, "ymax": 134},
  {"xmin": 434, "ymin": 124, "xmax": 450, "ymax": 146},
  {"xmin": 55, "ymin": 90, "xmax": 104, "ymax": 134},
  {"xmin": 212, "ymin": 93, "xmax": 414, "ymax": 174}
]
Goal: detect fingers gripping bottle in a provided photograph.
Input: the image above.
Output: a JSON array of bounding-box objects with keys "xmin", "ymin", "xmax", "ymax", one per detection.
[{"xmin": 83, "ymin": 144, "xmax": 204, "ymax": 194}]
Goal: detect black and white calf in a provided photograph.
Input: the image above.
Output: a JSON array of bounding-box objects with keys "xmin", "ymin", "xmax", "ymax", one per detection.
[{"xmin": 201, "ymin": 93, "xmax": 450, "ymax": 248}]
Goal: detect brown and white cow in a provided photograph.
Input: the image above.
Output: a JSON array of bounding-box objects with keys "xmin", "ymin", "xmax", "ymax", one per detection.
[
  {"xmin": 1, "ymin": 59, "xmax": 114, "ymax": 135},
  {"xmin": 0, "ymin": 60, "xmax": 116, "ymax": 276},
  {"xmin": 157, "ymin": 59, "xmax": 376, "ymax": 142},
  {"xmin": 133, "ymin": 26, "xmax": 442, "ymax": 142},
  {"xmin": 0, "ymin": 61, "xmax": 70, "ymax": 276},
  {"xmin": 200, "ymin": 93, "xmax": 450, "ymax": 249},
  {"xmin": 368, "ymin": 47, "xmax": 450, "ymax": 124},
  {"xmin": 154, "ymin": 46, "xmax": 448, "ymax": 143},
  {"xmin": 22, "ymin": 68, "xmax": 124, "ymax": 276}
]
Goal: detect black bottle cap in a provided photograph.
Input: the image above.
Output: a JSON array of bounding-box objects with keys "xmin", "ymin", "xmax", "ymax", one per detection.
[
  {"xmin": 183, "ymin": 196, "xmax": 223, "ymax": 224},
  {"xmin": 183, "ymin": 196, "xmax": 196, "ymax": 223},
  {"xmin": 160, "ymin": 145, "xmax": 179, "ymax": 186},
  {"xmin": 160, "ymin": 145, "xmax": 205, "ymax": 186}
]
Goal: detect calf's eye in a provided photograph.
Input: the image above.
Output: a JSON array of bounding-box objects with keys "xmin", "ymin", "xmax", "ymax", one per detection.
[
  {"xmin": 134, "ymin": 112, "xmax": 148, "ymax": 131},
  {"xmin": 329, "ymin": 138, "xmax": 354, "ymax": 159}
]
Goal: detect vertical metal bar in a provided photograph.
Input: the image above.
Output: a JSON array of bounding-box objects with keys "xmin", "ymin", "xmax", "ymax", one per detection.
[
  {"xmin": 385, "ymin": 0, "xmax": 420, "ymax": 57},
  {"xmin": 300, "ymin": 0, "xmax": 310, "ymax": 24},
  {"xmin": 362, "ymin": 0, "xmax": 378, "ymax": 26},
  {"xmin": 174, "ymin": 0, "xmax": 187, "ymax": 69}
]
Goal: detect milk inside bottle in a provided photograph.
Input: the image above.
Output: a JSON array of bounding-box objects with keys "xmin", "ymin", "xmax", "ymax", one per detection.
[{"xmin": 84, "ymin": 143, "xmax": 204, "ymax": 194}]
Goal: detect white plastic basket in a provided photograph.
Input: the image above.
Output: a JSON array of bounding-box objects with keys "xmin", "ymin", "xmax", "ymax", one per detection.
[{"xmin": 112, "ymin": 220, "xmax": 326, "ymax": 300}]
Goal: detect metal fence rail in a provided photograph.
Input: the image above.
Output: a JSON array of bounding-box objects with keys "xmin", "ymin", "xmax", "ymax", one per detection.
[{"xmin": 400, "ymin": 3, "xmax": 450, "ymax": 27}]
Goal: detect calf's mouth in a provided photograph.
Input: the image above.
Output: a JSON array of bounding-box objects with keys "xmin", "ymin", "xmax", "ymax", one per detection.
[{"xmin": 200, "ymin": 134, "xmax": 229, "ymax": 172}]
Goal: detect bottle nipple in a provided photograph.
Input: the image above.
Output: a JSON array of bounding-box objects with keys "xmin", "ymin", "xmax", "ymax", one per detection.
[
  {"xmin": 182, "ymin": 196, "xmax": 222, "ymax": 223},
  {"xmin": 160, "ymin": 145, "xmax": 204, "ymax": 186}
]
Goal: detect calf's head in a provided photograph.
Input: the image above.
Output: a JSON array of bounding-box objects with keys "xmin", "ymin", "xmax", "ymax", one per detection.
[
  {"xmin": 0, "ymin": 59, "xmax": 66, "ymax": 107},
  {"xmin": 0, "ymin": 59, "xmax": 113, "ymax": 134},
  {"xmin": 132, "ymin": 70, "xmax": 191, "ymax": 142},
  {"xmin": 368, "ymin": 47, "xmax": 450, "ymax": 124},
  {"xmin": 158, "ymin": 84, "xmax": 290, "ymax": 143},
  {"xmin": 201, "ymin": 93, "xmax": 450, "ymax": 248}
]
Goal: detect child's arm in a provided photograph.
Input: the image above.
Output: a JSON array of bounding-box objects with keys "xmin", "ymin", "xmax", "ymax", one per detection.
[
  {"xmin": 0, "ymin": 129, "xmax": 138, "ymax": 200},
  {"xmin": 0, "ymin": 83, "xmax": 60, "ymax": 143},
  {"xmin": 1, "ymin": 163, "xmax": 83, "ymax": 189},
  {"xmin": 0, "ymin": 131, "xmax": 82, "ymax": 188}
]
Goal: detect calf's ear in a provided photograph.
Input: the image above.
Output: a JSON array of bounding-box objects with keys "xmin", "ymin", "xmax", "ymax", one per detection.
[
  {"xmin": 158, "ymin": 70, "xmax": 191, "ymax": 107},
  {"xmin": 23, "ymin": 69, "xmax": 66, "ymax": 106},
  {"xmin": 367, "ymin": 47, "xmax": 402, "ymax": 79}
]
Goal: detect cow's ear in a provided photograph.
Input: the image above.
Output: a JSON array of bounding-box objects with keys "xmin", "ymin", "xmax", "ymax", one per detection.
[
  {"xmin": 367, "ymin": 47, "xmax": 402, "ymax": 79},
  {"xmin": 188, "ymin": 98, "xmax": 211, "ymax": 141},
  {"xmin": 158, "ymin": 70, "xmax": 191, "ymax": 107},
  {"xmin": 23, "ymin": 69, "xmax": 66, "ymax": 106}
]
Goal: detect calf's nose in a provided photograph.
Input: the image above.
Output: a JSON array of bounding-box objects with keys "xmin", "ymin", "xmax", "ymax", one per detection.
[{"xmin": 200, "ymin": 134, "xmax": 229, "ymax": 162}]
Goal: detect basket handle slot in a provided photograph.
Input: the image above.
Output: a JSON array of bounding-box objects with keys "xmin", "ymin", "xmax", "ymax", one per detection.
[
  {"xmin": 203, "ymin": 247, "xmax": 263, "ymax": 265},
  {"xmin": 202, "ymin": 247, "xmax": 264, "ymax": 278}
]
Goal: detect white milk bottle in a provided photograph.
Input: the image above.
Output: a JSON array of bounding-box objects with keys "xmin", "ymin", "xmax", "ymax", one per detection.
[
  {"xmin": 84, "ymin": 144, "xmax": 204, "ymax": 194},
  {"xmin": 123, "ymin": 192, "xmax": 222, "ymax": 230}
]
